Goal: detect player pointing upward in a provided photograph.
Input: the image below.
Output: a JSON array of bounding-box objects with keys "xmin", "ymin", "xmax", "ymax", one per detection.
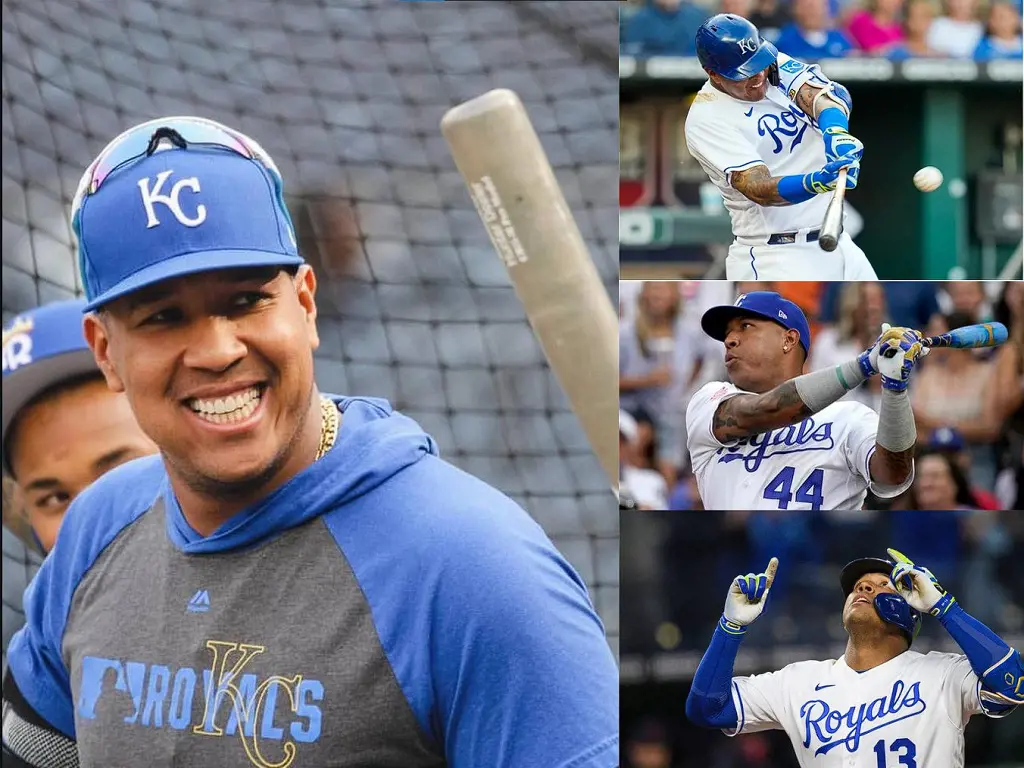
[
  {"xmin": 686, "ymin": 551, "xmax": 1021, "ymax": 766},
  {"xmin": 685, "ymin": 291, "xmax": 924, "ymax": 510},
  {"xmin": 685, "ymin": 14, "xmax": 878, "ymax": 281}
]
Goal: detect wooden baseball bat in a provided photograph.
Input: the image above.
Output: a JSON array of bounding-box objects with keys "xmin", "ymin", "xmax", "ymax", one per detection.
[
  {"xmin": 440, "ymin": 89, "xmax": 619, "ymax": 494},
  {"xmin": 924, "ymin": 322, "xmax": 1008, "ymax": 349},
  {"xmin": 818, "ymin": 167, "xmax": 847, "ymax": 252}
]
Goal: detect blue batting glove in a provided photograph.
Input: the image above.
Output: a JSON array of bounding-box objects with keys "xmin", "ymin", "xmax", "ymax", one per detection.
[
  {"xmin": 804, "ymin": 158, "xmax": 859, "ymax": 195},
  {"xmin": 823, "ymin": 127, "xmax": 864, "ymax": 164}
]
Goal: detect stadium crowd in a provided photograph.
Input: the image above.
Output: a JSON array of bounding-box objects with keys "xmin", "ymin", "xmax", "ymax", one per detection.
[
  {"xmin": 618, "ymin": 280, "xmax": 1024, "ymax": 510},
  {"xmin": 621, "ymin": 0, "xmax": 1023, "ymax": 63}
]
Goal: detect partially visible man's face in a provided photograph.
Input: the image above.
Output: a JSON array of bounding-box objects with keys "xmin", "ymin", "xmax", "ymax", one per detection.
[
  {"xmin": 710, "ymin": 69, "xmax": 770, "ymax": 102},
  {"xmin": 85, "ymin": 266, "xmax": 320, "ymax": 499},
  {"xmin": 8, "ymin": 376, "xmax": 157, "ymax": 552},
  {"xmin": 721, "ymin": 316, "xmax": 801, "ymax": 393},
  {"xmin": 842, "ymin": 573, "xmax": 900, "ymax": 634}
]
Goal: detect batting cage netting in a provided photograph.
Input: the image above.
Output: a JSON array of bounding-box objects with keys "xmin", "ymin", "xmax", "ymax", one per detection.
[{"xmin": 2, "ymin": 0, "xmax": 619, "ymax": 653}]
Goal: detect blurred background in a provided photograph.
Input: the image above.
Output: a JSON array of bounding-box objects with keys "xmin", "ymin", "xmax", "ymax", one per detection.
[
  {"xmin": 619, "ymin": 0, "xmax": 1023, "ymax": 280},
  {"xmin": 1, "ymin": 0, "xmax": 619, "ymax": 654},
  {"xmin": 618, "ymin": 279, "xmax": 1024, "ymax": 511},
  {"xmin": 620, "ymin": 510, "xmax": 1024, "ymax": 767}
]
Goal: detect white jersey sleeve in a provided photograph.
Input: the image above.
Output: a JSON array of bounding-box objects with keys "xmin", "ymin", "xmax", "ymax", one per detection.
[
  {"xmin": 775, "ymin": 53, "xmax": 831, "ymax": 107},
  {"xmin": 685, "ymin": 381, "xmax": 745, "ymax": 474},
  {"xmin": 936, "ymin": 652, "xmax": 1018, "ymax": 726},
  {"xmin": 726, "ymin": 669, "xmax": 787, "ymax": 735},
  {"xmin": 842, "ymin": 400, "xmax": 916, "ymax": 499},
  {"xmin": 685, "ymin": 106, "xmax": 764, "ymax": 183}
]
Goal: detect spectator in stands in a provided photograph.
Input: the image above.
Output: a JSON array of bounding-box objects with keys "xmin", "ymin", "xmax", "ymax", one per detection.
[
  {"xmin": 888, "ymin": 0, "xmax": 947, "ymax": 59},
  {"xmin": 906, "ymin": 448, "xmax": 981, "ymax": 510},
  {"xmin": 809, "ymin": 282, "xmax": 886, "ymax": 409},
  {"xmin": 620, "ymin": 0, "xmax": 707, "ymax": 58},
  {"xmin": 942, "ymin": 279, "xmax": 993, "ymax": 321},
  {"xmin": 928, "ymin": 0, "xmax": 985, "ymax": 57},
  {"xmin": 926, "ymin": 427, "xmax": 1003, "ymax": 510},
  {"xmin": 973, "ymin": 0, "xmax": 1023, "ymax": 60},
  {"xmin": 748, "ymin": 0, "xmax": 793, "ymax": 41},
  {"xmin": 621, "ymin": 282, "xmax": 704, "ymax": 485},
  {"xmin": 990, "ymin": 282, "xmax": 1024, "ymax": 509},
  {"xmin": 775, "ymin": 0, "xmax": 856, "ymax": 59},
  {"xmin": 620, "ymin": 409, "xmax": 670, "ymax": 511},
  {"xmin": 847, "ymin": 0, "xmax": 907, "ymax": 54},
  {"xmin": 911, "ymin": 311, "xmax": 1000, "ymax": 489}
]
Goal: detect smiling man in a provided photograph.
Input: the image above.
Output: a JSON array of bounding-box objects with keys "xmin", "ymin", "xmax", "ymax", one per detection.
[
  {"xmin": 685, "ymin": 551, "xmax": 1021, "ymax": 767},
  {"xmin": 685, "ymin": 291, "xmax": 923, "ymax": 511},
  {"xmin": 0, "ymin": 117, "xmax": 619, "ymax": 768}
]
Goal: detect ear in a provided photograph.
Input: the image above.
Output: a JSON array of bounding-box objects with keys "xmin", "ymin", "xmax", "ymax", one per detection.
[
  {"xmin": 784, "ymin": 328, "xmax": 801, "ymax": 352},
  {"xmin": 293, "ymin": 265, "xmax": 320, "ymax": 351},
  {"xmin": 83, "ymin": 312, "xmax": 125, "ymax": 393}
]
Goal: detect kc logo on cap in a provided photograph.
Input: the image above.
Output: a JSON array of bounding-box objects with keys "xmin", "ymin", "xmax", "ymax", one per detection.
[
  {"xmin": 1, "ymin": 316, "xmax": 35, "ymax": 373},
  {"xmin": 138, "ymin": 170, "xmax": 207, "ymax": 229}
]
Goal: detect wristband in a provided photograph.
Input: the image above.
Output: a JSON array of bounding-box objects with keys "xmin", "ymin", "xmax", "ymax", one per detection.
[
  {"xmin": 778, "ymin": 174, "xmax": 816, "ymax": 204},
  {"xmin": 817, "ymin": 106, "xmax": 849, "ymax": 134}
]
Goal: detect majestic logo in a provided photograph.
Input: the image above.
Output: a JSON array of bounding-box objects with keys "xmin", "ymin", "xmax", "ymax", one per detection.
[
  {"xmin": 800, "ymin": 680, "xmax": 926, "ymax": 755},
  {"xmin": 753, "ymin": 105, "xmax": 811, "ymax": 155},
  {"xmin": 187, "ymin": 590, "xmax": 211, "ymax": 613},
  {"xmin": 1, "ymin": 316, "xmax": 34, "ymax": 373},
  {"xmin": 717, "ymin": 416, "xmax": 835, "ymax": 472},
  {"xmin": 737, "ymin": 37, "xmax": 758, "ymax": 55},
  {"xmin": 77, "ymin": 640, "xmax": 322, "ymax": 768},
  {"xmin": 138, "ymin": 170, "xmax": 207, "ymax": 228}
]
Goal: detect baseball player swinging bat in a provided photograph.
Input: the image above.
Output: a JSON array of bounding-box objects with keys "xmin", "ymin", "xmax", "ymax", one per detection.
[{"xmin": 440, "ymin": 89, "xmax": 619, "ymax": 494}]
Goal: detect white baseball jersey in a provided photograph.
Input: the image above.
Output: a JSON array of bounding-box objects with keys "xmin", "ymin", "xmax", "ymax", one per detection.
[
  {"xmin": 685, "ymin": 381, "xmax": 913, "ymax": 511},
  {"xmin": 684, "ymin": 53, "xmax": 833, "ymax": 240},
  {"xmin": 726, "ymin": 651, "xmax": 1016, "ymax": 767}
]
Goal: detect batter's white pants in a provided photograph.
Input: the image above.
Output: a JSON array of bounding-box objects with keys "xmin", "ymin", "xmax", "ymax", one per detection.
[{"xmin": 726, "ymin": 232, "xmax": 878, "ymax": 281}]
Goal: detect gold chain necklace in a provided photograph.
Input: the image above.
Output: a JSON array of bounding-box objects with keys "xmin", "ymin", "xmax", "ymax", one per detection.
[{"xmin": 315, "ymin": 396, "xmax": 339, "ymax": 461}]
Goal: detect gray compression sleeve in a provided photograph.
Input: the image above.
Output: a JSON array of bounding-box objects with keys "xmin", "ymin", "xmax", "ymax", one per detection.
[
  {"xmin": 793, "ymin": 359, "xmax": 868, "ymax": 413},
  {"xmin": 876, "ymin": 389, "xmax": 917, "ymax": 452}
]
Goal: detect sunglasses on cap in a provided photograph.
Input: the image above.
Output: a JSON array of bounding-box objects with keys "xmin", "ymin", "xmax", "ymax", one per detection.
[{"xmin": 71, "ymin": 116, "xmax": 281, "ymax": 219}]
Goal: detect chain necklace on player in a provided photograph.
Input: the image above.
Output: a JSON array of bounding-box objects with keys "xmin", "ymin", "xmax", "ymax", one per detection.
[{"xmin": 315, "ymin": 395, "xmax": 339, "ymax": 461}]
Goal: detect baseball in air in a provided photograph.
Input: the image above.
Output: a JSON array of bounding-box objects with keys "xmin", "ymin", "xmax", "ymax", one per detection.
[{"xmin": 913, "ymin": 166, "xmax": 943, "ymax": 192}]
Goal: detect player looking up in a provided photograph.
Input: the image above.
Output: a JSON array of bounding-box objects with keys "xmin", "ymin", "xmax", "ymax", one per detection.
[
  {"xmin": 685, "ymin": 291, "xmax": 923, "ymax": 510},
  {"xmin": 685, "ymin": 14, "xmax": 878, "ymax": 281},
  {"xmin": 1, "ymin": 117, "xmax": 619, "ymax": 768},
  {"xmin": 686, "ymin": 551, "xmax": 1022, "ymax": 766}
]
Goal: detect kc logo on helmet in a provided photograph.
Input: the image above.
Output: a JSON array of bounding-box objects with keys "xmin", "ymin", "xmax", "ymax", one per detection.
[
  {"xmin": 138, "ymin": 170, "xmax": 207, "ymax": 229},
  {"xmin": 737, "ymin": 37, "xmax": 758, "ymax": 54}
]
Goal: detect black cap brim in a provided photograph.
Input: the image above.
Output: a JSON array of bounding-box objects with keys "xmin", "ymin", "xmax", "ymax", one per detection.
[{"xmin": 840, "ymin": 557, "xmax": 896, "ymax": 596}]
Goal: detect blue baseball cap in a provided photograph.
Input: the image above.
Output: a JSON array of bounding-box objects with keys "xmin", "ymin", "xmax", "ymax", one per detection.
[
  {"xmin": 72, "ymin": 117, "xmax": 303, "ymax": 311},
  {"xmin": 701, "ymin": 291, "xmax": 811, "ymax": 355},
  {"xmin": 2, "ymin": 299, "xmax": 100, "ymax": 474},
  {"xmin": 928, "ymin": 426, "xmax": 965, "ymax": 453}
]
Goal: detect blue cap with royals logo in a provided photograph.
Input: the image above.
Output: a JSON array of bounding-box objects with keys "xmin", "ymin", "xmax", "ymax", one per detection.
[
  {"xmin": 2, "ymin": 299, "xmax": 99, "ymax": 474},
  {"xmin": 701, "ymin": 291, "xmax": 811, "ymax": 355},
  {"xmin": 73, "ymin": 120, "xmax": 304, "ymax": 312}
]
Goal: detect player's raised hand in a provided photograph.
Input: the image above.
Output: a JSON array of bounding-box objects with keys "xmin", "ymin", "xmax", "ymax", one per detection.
[
  {"xmin": 804, "ymin": 158, "xmax": 859, "ymax": 195},
  {"xmin": 876, "ymin": 327, "xmax": 929, "ymax": 392},
  {"xmin": 822, "ymin": 127, "xmax": 864, "ymax": 165},
  {"xmin": 887, "ymin": 548, "xmax": 955, "ymax": 616},
  {"xmin": 723, "ymin": 557, "xmax": 778, "ymax": 630}
]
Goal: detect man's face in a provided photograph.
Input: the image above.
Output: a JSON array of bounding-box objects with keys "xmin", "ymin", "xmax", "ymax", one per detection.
[
  {"xmin": 842, "ymin": 573, "xmax": 900, "ymax": 633},
  {"xmin": 722, "ymin": 315, "xmax": 799, "ymax": 392},
  {"xmin": 84, "ymin": 266, "xmax": 320, "ymax": 496},
  {"xmin": 710, "ymin": 69, "xmax": 770, "ymax": 102},
  {"xmin": 8, "ymin": 377, "xmax": 156, "ymax": 552}
]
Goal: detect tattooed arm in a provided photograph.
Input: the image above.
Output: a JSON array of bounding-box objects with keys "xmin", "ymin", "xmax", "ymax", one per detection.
[
  {"xmin": 730, "ymin": 164, "xmax": 789, "ymax": 207},
  {"xmin": 791, "ymin": 82, "xmax": 848, "ymax": 122},
  {"xmin": 711, "ymin": 381, "xmax": 812, "ymax": 443}
]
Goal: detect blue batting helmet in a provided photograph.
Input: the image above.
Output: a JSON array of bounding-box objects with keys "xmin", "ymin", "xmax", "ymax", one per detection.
[
  {"xmin": 841, "ymin": 557, "xmax": 923, "ymax": 645},
  {"xmin": 695, "ymin": 14, "xmax": 778, "ymax": 81}
]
